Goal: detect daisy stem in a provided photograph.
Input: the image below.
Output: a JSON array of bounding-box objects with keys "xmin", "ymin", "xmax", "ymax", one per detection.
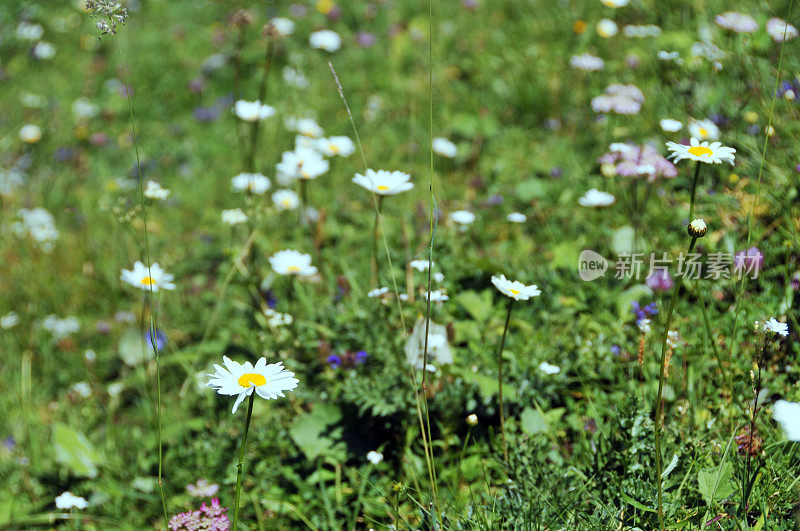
[
  {"xmin": 497, "ymin": 298, "xmax": 514, "ymax": 463},
  {"xmin": 654, "ymin": 236, "xmax": 697, "ymax": 529},
  {"xmin": 688, "ymin": 161, "xmax": 701, "ymax": 221},
  {"xmin": 299, "ymin": 179, "xmax": 308, "ymax": 228},
  {"xmin": 232, "ymin": 390, "xmax": 256, "ymax": 530},
  {"xmin": 371, "ymin": 196, "xmax": 384, "ymax": 286}
]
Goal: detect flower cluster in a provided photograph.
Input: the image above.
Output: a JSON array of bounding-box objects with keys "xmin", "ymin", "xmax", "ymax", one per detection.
[
  {"xmin": 14, "ymin": 208, "xmax": 59, "ymax": 252},
  {"xmin": 598, "ymin": 143, "xmax": 676, "ymax": 180},
  {"xmin": 327, "ymin": 350, "xmax": 368, "ymax": 369},
  {"xmin": 631, "ymin": 301, "xmax": 658, "ymax": 326},
  {"xmin": 591, "ymin": 84, "xmax": 644, "ymax": 115},
  {"xmin": 168, "ymin": 498, "xmax": 230, "ymax": 531}
]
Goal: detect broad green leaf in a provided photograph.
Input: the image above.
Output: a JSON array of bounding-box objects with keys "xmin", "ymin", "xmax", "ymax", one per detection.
[
  {"xmin": 454, "ymin": 290, "xmax": 493, "ymax": 323},
  {"xmin": 520, "ymin": 407, "xmax": 547, "ymax": 434},
  {"xmin": 52, "ymin": 422, "xmax": 101, "ymax": 478},
  {"xmin": 697, "ymin": 462, "xmax": 736, "ymax": 506},
  {"xmin": 289, "ymin": 404, "xmax": 343, "ymax": 461}
]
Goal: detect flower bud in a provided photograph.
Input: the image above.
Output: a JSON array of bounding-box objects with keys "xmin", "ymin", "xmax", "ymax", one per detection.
[{"xmin": 687, "ymin": 218, "xmax": 707, "ymax": 238}]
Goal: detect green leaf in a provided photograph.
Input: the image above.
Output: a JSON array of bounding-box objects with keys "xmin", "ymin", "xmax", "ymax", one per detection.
[
  {"xmin": 52, "ymin": 422, "xmax": 102, "ymax": 478},
  {"xmin": 289, "ymin": 404, "xmax": 343, "ymax": 461},
  {"xmin": 515, "ymin": 179, "xmax": 548, "ymax": 201},
  {"xmin": 454, "ymin": 290, "xmax": 493, "ymax": 322},
  {"xmin": 697, "ymin": 462, "xmax": 736, "ymax": 506},
  {"xmin": 520, "ymin": 407, "xmax": 547, "ymax": 434}
]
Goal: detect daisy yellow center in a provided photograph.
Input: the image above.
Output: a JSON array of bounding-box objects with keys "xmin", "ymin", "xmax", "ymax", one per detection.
[
  {"xmin": 510, "ymin": 289, "xmax": 520, "ymax": 295},
  {"xmin": 688, "ymin": 146, "xmax": 713, "ymax": 157},
  {"xmin": 282, "ymin": 199, "xmax": 291, "ymax": 206},
  {"xmin": 140, "ymin": 276, "xmax": 156, "ymax": 286},
  {"xmin": 287, "ymin": 265, "xmax": 301, "ymax": 272},
  {"xmin": 330, "ymin": 144, "xmax": 339, "ymax": 154},
  {"xmin": 238, "ymin": 373, "xmax": 266, "ymax": 388},
  {"xmin": 377, "ymin": 185, "xmax": 389, "ymax": 191},
  {"xmin": 699, "ymin": 127, "xmax": 708, "ymax": 137}
]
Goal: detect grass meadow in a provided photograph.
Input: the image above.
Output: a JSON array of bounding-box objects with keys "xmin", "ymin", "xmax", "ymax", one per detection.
[{"xmin": 1, "ymin": 0, "xmax": 800, "ymax": 528}]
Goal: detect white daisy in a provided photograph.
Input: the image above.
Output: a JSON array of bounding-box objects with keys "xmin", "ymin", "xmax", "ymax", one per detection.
[
  {"xmin": 352, "ymin": 169, "xmax": 414, "ymax": 195},
  {"xmin": 773, "ymin": 400, "xmax": 800, "ymax": 441},
  {"xmin": 767, "ymin": 18, "xmax": 798, "ymax": 42},
  {"xmin": 432, "ymin": 137, "xmax": 457, "ymax": 158},
  {"xmin": 409, "ymin": 259, "xmax": 434, "ymax": 271},
  {"xmin": 687, "ymin": 119, "xmax": 719, "ymax": 141},
  {"xmin": 569, "ymin": 53, "xmax": 605, "ymax": 71},
  {"xmin": 424, "ymin": 290, "xmax": 449, "ymax": 302},
  {"xmin": 758, "ymin": 318, "xmax": 789, "ymax": 337},
  {"xmin": 596, "ymin": 19, "xmax": 618, "ymax": 38},
  {"xmin": 309, "ymin": 30, "xmax": 342, "ymax": 52},
  {"xmin": 450, "ymin": 210, "xmax": 475, "ymax": 225},
  {"xmin": 315, "ymin": 136, "xmax": 355, "ymax": 157},
  {"xmin": 286, "ymin": 117, "xmax": 324, "ymax": 138},
  {"xmin": 659, "ymin": 119, "xmax": 683, "ymax": 132},
  {"xmin": 233, "ymin": 100, "xmax": 276, "ymax": 122},
  {"xmin": 221, "ymin": 208, "xmax": 248, "ymax": 225},
  {"xmin": 206, "ymin": 356, "xmax": 299, "ymax": 414},
  {"xmin": 507, "ymin": 212, "xmax": 527, "ymax": 223},
  {"xmin": 269, "ymin": 249, "xmax": 318, "ymax": 276},
  {"xmin": 600, "ymin": 0, "xmax": 628, "ymax": 6},
  {"xmin": 665, "ymin": 138, "xmax": 735, "ymax": 165},
  {"xmin": 19, "ymin": 124, "xmax": 42, "ymax": 144},
  {"xmin": 491, "ymin": 274, "xmax": 541, "ymax": 301},
  {"xmin": 231, "ymin": 172, "xmax": 271, "ymax": 194},
  {"xmin": 368, "ymin": 287, "xmax": 389, "ymax": 298},
  {"xmin": 276, "ymin": 148, "xmax": 329, "ymax": 181},
  {"xmin": 366, "ymin": 451, "xmax": 383, "ymax": 464},
  {"xmin": 55, "ymin": 491, "xmax": 88, "ymax": 510},
  {"xmin": 272, "ymin": 189, "xmax": 300, "ymax": 210},
  {"xmin": 269, "ymin": 17, "xmax": 295, "ymax": 37},
  {"xmin": 578, "ymin": 189, "xmax": 615, "ymax": 207},
  {"xmin": 144, "ymin": 181, "xmax": 170, "ymax": 200},
  {"xmin": 121, "ymin": 261, "xmax": 175, "ymax": 292},
  {"xmin": 538, "ymin": 361, "xmax": 561, "ymax": 375}
]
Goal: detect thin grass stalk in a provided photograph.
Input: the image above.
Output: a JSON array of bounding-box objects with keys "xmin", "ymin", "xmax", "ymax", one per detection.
[
  {"xmin": 114, "ymin": 37, "xmax": 168, "ymax": 529},
  {"xmin": 232, "ymin": 391, "xmax": 256, "ymax": 530},
  {"xmin": 248, "ymin": 37, "xmax": 274, "ymax": 172},
  {"xmin": 654, "ymin": 236, "xmax": 697, "ymax": 528},
  {"xmin": 496, "ymin": 299, "xmax": 514, "ymax": 463}
]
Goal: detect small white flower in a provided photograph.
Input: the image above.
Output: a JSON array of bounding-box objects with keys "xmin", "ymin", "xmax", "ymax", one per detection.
[
  {"xmin": 507, "ymin": 212, "xmax": 527, "ymax": 223},
  {"xmin": 19, "ymin": 124, "xmax": 42, "ymax": 144},
  {"xmin": 276, "ymin": 148, "xmax": 329, "ymax": 182},
  {"xmin": 120, "ymin": 261, "xmax": 176, "ymax": 292},
  {"xmin": 269, "ymin": 17, "xmax": 295, "ymax": 37},
  {"xmin": 405, "ymin": 318, "xmax": 452, "ymax": 370},
  {"xmin": 773, "ymin": 400, "xmax": 800, "ymax": 441},
  {"xmin": 70, "ymin": 381, "xmax": 92, "ymax": 398},
  {"xmin": 41, "ymin": 315, "xmax": 80, "ymax": 340},
  {"xmin": 409, "ymin": 259, "xmax": 434, "ymax": 271},
  {"xmin": 432, "ymin": 137, "xmax": 457, "ymax": 158},
  {"xmin": 272, "ymin": 189, "xmax": 300, "ymax": 210},
  {"xmin": 666, "ymin": 330, "xmax": 681, "ymax": 348},
  {"xmin": 72, "ymin": 98, "xmax": 98, "ymax": 119},
  {"xmin": 144, "ymin": 181, "xmax": 170, "ymax": 200},
  {"xmin": 231, "ymin": 172, "xmax": 271, "ymax": 194},
  {"xmin": 660, "ymin": 119, "xmax": 683, "ymax": 132},
  {"xmin": 638, "ymin": 319, "xmax": 651, "ymax": 334},
  {"xmin": 15, "ymin": 208, "xmax": 58, "ymax": 251},
  {"xmin": 269, "ymin": 249, "xmax": 318, "ymax": 276},
  {"xmin": 368, "ymin": 287, "xmax": 389, "ymax": 298},
  {"xmin": 263, "ymin": 308, "xmax": 293, "ymax": 328},
  {"xmin": 32, "ymin": 41, "xmax": 56, "ymax": 60},
  {"xmin": 16, "ymin": 22, "xmax": 43, "ymax": 41},
  {"xmin": 433, "ymin": 272, "xmax": 445, "ymax": 283},
  {"xmin": 687, "ymin": 119, "xmax": 720, "ymax": 141},
  {"xmin": 538, "ymin": 361, "xmax": 561, "ymax": 375},
  {"xmin": 600, "ymin": 0, "xmax": 628, "ymax": 6},
  {"xmin": 665, "ymin": 138, "xmax": 735, "ymax": 165},
  {"xmin": 759, "ymin": 318, "xmax": 789, "ymax": 337},
  {"xmin": 353, "ymin": 169, "xmax": 414, "ymax": 195},
  {"xmin": 466, "ymin": 413, "xmax": 479, "ymax": 426},
  {"xmin": 283, "ymin": 66, "xmax": 309, "ymax": 89},
  {"xmin": 578, "ymin": 189, "xmax": 615, "ymax": 207},
  {"xmin": 366, "ymin": 451, "xmax": 383, "ymax": 464},
  {"xmin": 286, "ymin": 117, "xmax": 324, "ymax": 138},
  {"xmin": 767, "ymin": 18, "xmax": 798, "ymax": 42},
  {"xmin": 233, "ymin": 100, "xmax": 276, "ymax": 122},
  {"xmin": 424, "ymin": 290, "xmax": 449, "ymax": 302},
  {"xmin": 55, "ymin": 491, "xmax": 88, "ymax": 510},
  {"xmin": 491, "ymin": 274, "xmax": 541, "ymax": 301},
  {"xmin": 221, "ymin": 208, "xmax": 248, "ymax": 225},
  {"xmin": 596, "ymin": 19, "xmax": 618, "ymax": 38},
  {"xmin": 309, "ymin": 30, "xmax": 342, "ymax": 52},
  {"xmin": 315, "ymin": 136, "xmax": 355, "ymax": 157},
  {"xmin": 206, "ymin": 356, "xmax": 299, "ymax": 414},
  {"xmin": 569, "ymin": 53, "xmax": 605, "ymax": 71},
  {"xmin": 450, "ymin": 210, "xmax": 475, "ymax": 225},
  {"xmin": 1, "ymin": 312, "xmax": 20, "ymax": 329},
  {"xmin": 715, "ymin": 12, "xmax": 758, "ymax": 33}
]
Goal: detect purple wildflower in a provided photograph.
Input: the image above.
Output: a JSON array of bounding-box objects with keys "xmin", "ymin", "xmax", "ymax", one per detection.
[
  {"xmin": 646, "ymin": 269, "xmax": 673, "ymax": 292},
  {"xmin": 144, "ymin": 329, "xmax": 167, "ymax": 352},
  {"xmin": 733, "ymin": 247, "xmax": 764, "ymax": 278},
  {"xmin": 356, "ymin": 31, "xmax": 376, "ymax": 47},
  {"xmin": 168, "ymin": 498, "xmax": 230, "ymax": 531},
  {"xmin": 326, "ymin": 354, "xmax": 342, "ymax": 368}
]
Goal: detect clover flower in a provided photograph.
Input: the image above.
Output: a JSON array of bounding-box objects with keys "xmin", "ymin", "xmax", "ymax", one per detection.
[
  {"xmin": 168, "ymin": 498, "xmax": 230, "ymax": 531},
  {"xmin": 207, "ymin": 356, "xmax": 298, "ymax": 414},
  {"xmin": 646, "ymin": 269, "xmax": 673, "ymax": 292}
]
